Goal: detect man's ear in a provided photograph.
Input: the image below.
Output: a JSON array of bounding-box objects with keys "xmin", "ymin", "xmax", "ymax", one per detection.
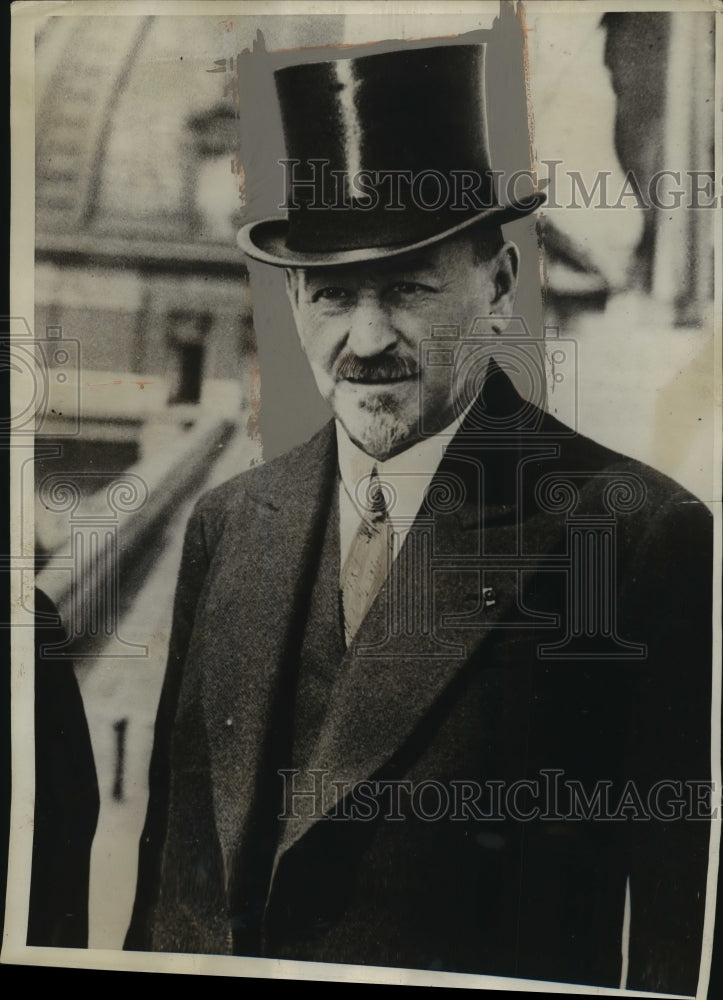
[
  {"xmin": 285, "ymin": 268, "xmax": 302, "ymax": 316},
  {"xmin": 490, "ymin": 242, "xmax": 520, "ymax": 330}
]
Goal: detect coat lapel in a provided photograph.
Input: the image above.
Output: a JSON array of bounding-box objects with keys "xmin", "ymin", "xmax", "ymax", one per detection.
[{"xmin": 199, "ymin": 422, "xmax": 338, "ymax": 884}]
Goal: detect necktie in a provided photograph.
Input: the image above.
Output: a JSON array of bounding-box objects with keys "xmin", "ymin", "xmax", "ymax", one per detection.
[{"xmin": 340, "ymin": 468, "xmax": 391, "ymax": 647}]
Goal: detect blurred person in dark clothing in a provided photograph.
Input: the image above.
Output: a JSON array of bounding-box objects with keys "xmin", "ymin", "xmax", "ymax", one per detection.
[{"xmin": 27, "ymin": 589, "xmax": 99, "ymax": 948}]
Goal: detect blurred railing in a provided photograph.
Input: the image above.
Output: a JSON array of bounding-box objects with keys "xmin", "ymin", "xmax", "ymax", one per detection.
[{"xmin": 35, "ymin": 412, "xmax": 235, "ymax": 657}]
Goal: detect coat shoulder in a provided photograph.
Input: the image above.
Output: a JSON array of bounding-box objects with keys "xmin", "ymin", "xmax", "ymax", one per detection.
[
  {"xmin": 540, "ymin": 408, "xmax": 712, "ymax": 525},
  {"xmin": 193, "ymin": 419, "xmax": 336, "ymax": 521}
]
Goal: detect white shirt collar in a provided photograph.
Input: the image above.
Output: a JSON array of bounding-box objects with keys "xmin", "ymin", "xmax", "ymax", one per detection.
[{"xmin": 336, "ymin": 404, "xmax": 474, "ymax": 567}]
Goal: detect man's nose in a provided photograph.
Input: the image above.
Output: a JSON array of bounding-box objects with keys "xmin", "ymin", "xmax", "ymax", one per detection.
[{"xmin": 346, "ymin": 292, "xmax": 397, "ymax": 357}]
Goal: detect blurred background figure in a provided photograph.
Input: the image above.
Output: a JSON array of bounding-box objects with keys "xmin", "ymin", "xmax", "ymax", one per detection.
[
  {"xmin": 28, "ymin": 589, "xmax": 99, "ymax": 947},
  {"xmin": 31, "ymin": 7, "xmax": 715, "ymax": 948}
]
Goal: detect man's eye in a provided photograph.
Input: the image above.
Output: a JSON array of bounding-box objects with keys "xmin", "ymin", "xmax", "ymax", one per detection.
[
  {"xmin": 311, "ymin": 287, "xmax": 351, "ymax": 303},
  {"xmin": 390, "ymin": 281, "xmax": 432, "ymax": 295}
]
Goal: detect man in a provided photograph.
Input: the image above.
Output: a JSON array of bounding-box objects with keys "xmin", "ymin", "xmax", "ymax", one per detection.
[{"xmin": 126, "ymin": 42, "xmax": 713, "ymax": 995}]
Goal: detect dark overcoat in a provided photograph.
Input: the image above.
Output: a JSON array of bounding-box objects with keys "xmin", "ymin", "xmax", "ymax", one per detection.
[{"xmin": 126, "ymin": 371, "xmax": 713, "ymax": 995}]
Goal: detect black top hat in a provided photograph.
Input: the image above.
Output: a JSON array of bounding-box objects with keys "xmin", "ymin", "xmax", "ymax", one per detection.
[{"xmin": 238, "ymin": 44, "xmax": 545, "ymax": 268}]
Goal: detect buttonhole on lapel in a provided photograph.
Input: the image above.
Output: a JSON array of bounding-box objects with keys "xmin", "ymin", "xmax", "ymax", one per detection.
[
  {"xmin": 462, "ymin": 587, "xmax": 496, "ymax": 608},
  {"xmin": 482, "ymin": 587, "xmax": 496, "ymax": 608}
]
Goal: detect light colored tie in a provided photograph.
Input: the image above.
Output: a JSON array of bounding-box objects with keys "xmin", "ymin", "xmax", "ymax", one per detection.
[{"xmin": 340, "ymin": 468, "xmax": 391, "ymax": 646}]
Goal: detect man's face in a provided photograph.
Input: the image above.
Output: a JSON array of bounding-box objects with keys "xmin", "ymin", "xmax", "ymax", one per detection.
[{"xmin": 286, "ymin": 231, "xmax": 519, "ymax": 461}]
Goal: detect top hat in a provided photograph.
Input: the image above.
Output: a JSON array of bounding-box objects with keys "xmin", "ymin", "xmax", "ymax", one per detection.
[{"xmin": 238, "ymin": 44, "xmax": 545, "ymax": 268}]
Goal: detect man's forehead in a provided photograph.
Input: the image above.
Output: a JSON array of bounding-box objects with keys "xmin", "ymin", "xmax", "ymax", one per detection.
[{"xmin": 294, "ymin": 235, "xmax": 479, "ymax": 284}]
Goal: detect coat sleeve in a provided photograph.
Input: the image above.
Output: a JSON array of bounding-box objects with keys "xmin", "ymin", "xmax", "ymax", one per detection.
[
  {"xmin": 622, "ymin": 491, "xmax": 714, "ymax": 995},
  {"xmin": 124, "ymin": 502, "xmax": 212, "ymax": 951}
]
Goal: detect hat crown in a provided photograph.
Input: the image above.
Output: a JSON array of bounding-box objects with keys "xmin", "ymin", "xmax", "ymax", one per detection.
[
  {"xmin": 273, "ymin": 45, "xmax": 496, "ymax": 254},
  {"xmin": 275, "ymin": 44, "xmax": 491, "ymax": 191}
]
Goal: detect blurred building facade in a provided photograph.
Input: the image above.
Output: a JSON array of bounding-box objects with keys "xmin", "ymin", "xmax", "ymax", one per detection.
[
  {"xmin": 35, "ymin": 17, "xmax": 255, "ymax": 519},
  {"xmin": 524, "ymin": 10, "xmax": 715, "ymax": 501}
]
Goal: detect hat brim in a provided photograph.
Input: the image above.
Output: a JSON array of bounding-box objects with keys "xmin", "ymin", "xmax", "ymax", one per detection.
[{"xmin": 237, "ymin": 193, "xmax": 546, "ymax": 268}]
